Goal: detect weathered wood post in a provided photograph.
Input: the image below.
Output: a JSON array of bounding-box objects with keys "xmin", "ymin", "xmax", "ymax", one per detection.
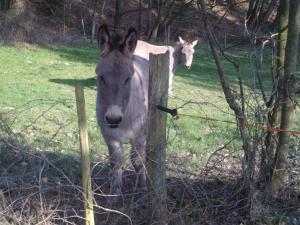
[
  {"xmin": 75, "ymin": 85, "xmax": 95, "ymax": 225},
  {"xmin": 146, "ymin": 52, "xmax": 170, "ymax": 225}
]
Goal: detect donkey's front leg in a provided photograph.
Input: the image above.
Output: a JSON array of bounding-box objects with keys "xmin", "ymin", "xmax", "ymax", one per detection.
[
  {"xmin": 130, "ymin": 136, "xmax": 146, "ymax": 191},
  {"xmin": 107, "ymin": 141, "xmax": 124, "ymax": 195}
]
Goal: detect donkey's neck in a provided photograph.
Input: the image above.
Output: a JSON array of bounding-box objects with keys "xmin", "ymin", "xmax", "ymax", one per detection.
[{"xmin": 169, "ymin": 43, "xmax": 182, "ymax": 73}]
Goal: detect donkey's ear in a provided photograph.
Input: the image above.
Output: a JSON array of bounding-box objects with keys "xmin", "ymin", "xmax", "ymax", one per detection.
[
  {"xmin": 97, "ymin": 24, "xmax": 110, "ymax": 55},
  {"xmin": 122, "ymin": 27, "xmax": 137, "ymax": 56},
  {"xmin": 192, "ymin": 39, "xmax": 198, "ymax": 47},
  {"xmin": 178, "ymin": 36, "xmax": 185, "ymax": 44}
]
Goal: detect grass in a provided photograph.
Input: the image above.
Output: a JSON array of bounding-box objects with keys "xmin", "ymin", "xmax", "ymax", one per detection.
[
  {"xmin": 0, "ymin": 43, "xmax": 103, "ymax": 160},
  {"xmin": 0, "ymin": 41, "xmax": 299, "ymax": 172}
]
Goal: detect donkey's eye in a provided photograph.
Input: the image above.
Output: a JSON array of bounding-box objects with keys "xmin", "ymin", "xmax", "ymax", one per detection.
[
  {"xmin": 124, "ymin": 77, "xmax": 131, "ymax": 85},
  {"xmin": 99, "ymin": 76, "xmax": 106, "ymax": 84}
]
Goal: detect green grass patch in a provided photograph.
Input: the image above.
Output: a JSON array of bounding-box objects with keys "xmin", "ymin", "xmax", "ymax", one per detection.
[{"xmin": 0, "ymin": 42, "xmax": 299, "ymax": 171}]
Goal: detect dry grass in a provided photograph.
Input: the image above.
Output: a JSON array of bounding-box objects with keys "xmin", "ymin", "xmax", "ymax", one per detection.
[{"xmin": 1, "ymin": 117, "xmax": 299, "ymax": 225}]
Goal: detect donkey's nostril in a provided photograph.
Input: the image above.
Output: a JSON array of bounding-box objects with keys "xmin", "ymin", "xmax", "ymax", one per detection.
[{"xmin": 105, "ymin": 116, "xmax": 122, "ymax": 125}]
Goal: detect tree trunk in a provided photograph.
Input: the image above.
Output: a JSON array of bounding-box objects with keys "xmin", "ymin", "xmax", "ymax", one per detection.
[
  {"xmin": 246, "ymin": 0, "xmax": 262, "ymax": 30},
  {"xmin": 114, "ymin": 0, "xmax": 123, "ymax": 30},
  {"xmin": 148, "ymin": 0, "xmax": 162, "ymax": 41},
  {"xmin": 91, "ymin": 0, "xmax": 98, "ymax": 43},
  {"xmin": 149, "ymin": 22, "xmax": 159, "ymax": 41},
  {"xmin": 146, "ymin": 0, "xmax": 152, "ymax": 36},
  {"xmin": 261, "ymin": 0, "xmax": 289, "ymax": 186},
  {"xmin": 246, "ymin": 0, "xmax": 278, "ymax": 34},
  {"xmin": 138, "ymin": 0, "xmax": 142, "ymax": 36},
  {"xmin": 0, "ymin": 0, "xmax": 11, "ymax": 11},
  {"xmin": 277, "ymin": 0, "xmax": 290, "ymax": 77},
  {"xmin": 271, "ymin": 0, "xmax": 300, "ymax": 196}
]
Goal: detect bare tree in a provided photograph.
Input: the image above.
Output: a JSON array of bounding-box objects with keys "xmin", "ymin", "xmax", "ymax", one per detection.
[
  {"xmin": 0, "ymin": 0, "xmax": 12, "ymax": 11},
  {"xmin": 148, "ymin": 0, "xmax": 195, "ymax": 41},
  {"xmin": 90, "ymin": 0, "xmax": 98, "ymax": 43},
  {"xmin": 138, "ymin": 0, "xmax": 142, "ymax": 36},
  {"xmin": 114, "ymin": 0, "xmax": 123, "ymax": 30},
  {"xmin": 261, "ymin": 0, "xmax": 290, "ymax": 187},
  {"xmin": 246, "ymin": 0, "xmax": 278, "ymax": 36},
  {"xmin": 197, "ymin": 0, "xmax": 255, "ymax": 187},
  {"xmin": 148, "ymin": 0, "xmax": 163, "ymax": 41},
  {"xmin": 271, "ymin": 0, "xmax": 300, "ymax": 195},
  {"xmin": 146, "ymin": 0, "xmax": 152, "ymax": 36}
]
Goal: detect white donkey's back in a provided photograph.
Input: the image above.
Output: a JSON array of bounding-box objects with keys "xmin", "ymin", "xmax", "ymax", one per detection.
[
  {"xmin": 134, "ymin": 40, "xmax": 170, "ymax": 61},
  {"xmin": 134, "ymin": 38, "xmax": 198, "ymax": 95}
]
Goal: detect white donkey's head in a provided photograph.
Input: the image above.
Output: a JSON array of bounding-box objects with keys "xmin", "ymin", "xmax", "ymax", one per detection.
[{"xmin": 178, "ymin": 36, "xmax": 198, "ymax": 70}]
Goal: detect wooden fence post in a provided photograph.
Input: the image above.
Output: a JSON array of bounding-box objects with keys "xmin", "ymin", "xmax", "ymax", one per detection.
[
  {"xmin": 75, "ymin": 85, "xmax": 95, "ymax": 225},
  {"xmin": 146, "ymin": 52, "xmax": 170, "ymax": 225}
]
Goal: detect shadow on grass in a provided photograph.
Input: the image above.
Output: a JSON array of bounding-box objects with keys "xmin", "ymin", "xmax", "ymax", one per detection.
[
  {"xmin": 41, "ymin": 43, "xmax": 99, "ymax": 66},
  {"xmin": 49, "ymin": 77, "xmax": 96, "ymax": 90}
]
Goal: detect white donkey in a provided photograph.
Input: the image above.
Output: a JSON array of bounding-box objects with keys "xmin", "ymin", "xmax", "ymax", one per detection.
[
  {"xmin": 134, "ymin": 37, "xmax": 198, "ymax": 95},
  {"xmin": 96, "ymin": 25, "xmax": 148, "ymax": 195}
]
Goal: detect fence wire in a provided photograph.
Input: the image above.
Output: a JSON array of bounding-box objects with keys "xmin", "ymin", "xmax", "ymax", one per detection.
[{"xmin": 0, "ymin": 87, "xmax": 299, "ymax": 224}]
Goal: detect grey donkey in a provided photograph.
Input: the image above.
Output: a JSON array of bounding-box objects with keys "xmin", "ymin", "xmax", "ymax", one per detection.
[{"xmin": 95, "ymin": 24, "xmax": 149, "ymax": 196}]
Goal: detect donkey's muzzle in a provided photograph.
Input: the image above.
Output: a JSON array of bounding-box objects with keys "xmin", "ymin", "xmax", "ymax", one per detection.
[
  {"xmin": 106, "ymin": 116, "xmax": 122, "ymax": 128},
  {"xmin": 184, "ymin": 65, "xmax": 191, "ymax": 70}
]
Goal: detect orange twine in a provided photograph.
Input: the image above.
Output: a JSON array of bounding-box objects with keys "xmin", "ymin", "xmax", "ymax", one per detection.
[{"xmin": 175, "ymin": 113, "xmax": 300, "ymax": 135}]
